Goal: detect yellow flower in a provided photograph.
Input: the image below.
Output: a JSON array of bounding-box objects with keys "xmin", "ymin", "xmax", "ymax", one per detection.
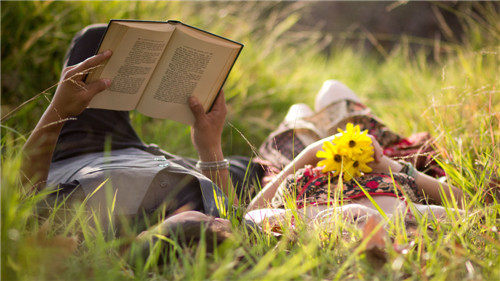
[
  {"xmin": 335, "ymin": 123, "xmax": 372, "ymax": 157},
  {"xmin": 316, "ymin": 123, "xmax": 374, "ymax": 181},
  {"xmin": 342, "ymin": 158, "xmax": 356, "ymax": 181},
  {"xmin": 352, "ymin": 151, "xmax": 374, "ymax": 174},
  {"xmin": 316, "ymin": 140, "xmax": 343, "ymax": 176}
]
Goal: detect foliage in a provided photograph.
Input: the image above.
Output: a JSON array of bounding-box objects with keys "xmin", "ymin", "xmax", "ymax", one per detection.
[{"xmin": 2, "ymin": 1, "xmax": 499, "ymax": 280}]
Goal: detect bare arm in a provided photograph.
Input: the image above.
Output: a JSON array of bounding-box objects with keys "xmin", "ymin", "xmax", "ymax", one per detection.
[
  {"xmin": 366, "ymin": 135, "xmax": 464, "ymax": 208},
  {"xmin": 189, "ymin": 91, "xmax": 238, "ymax": 205},
  {"xmin": 246, "ymin": 146, "xmax": 316, "ymax": 211},
  {"xmin": 20, "ymin": 51, "xmax": 112, "ymax": 193},
  {"xmin": 369, "ymin": 156, "xmax": 464, "ymax": 208}
]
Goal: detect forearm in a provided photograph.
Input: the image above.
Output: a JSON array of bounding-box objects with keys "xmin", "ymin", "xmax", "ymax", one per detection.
[
  {"xmin": 197, "ymin": 146, "xmax": 238, "ymax": 205},
  {"xmin": 21, "ymin": 105, "xmax": 66, "ymax": 192},
  {"xmin": 246, "ymin": 171, "xmax": 283, "ymax": 211},
  {"xmin": 414, "ymin": 173, "xmax": 464, "ymax": 208},
  {"xmin": 373, "ymin": 156, "xmax": 464, "ymax": 208},
  {"xmin": 247, "ymin": 146, "xmax": 316, "ymax": 211},
  {"xmin": 20, "ymin": 51, "xmax": 112, "ymax": 192}
]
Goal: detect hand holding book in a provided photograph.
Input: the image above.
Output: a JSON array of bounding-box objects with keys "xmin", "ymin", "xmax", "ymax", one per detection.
[{"xmin": 189, "ymin": 91, "xmax": 227, "ymax": 161}]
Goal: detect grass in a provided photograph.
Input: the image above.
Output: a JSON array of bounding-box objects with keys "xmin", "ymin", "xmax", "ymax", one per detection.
[{"xmin": 2, "ymin": 1, "xmax": 499, "ymax": 280}]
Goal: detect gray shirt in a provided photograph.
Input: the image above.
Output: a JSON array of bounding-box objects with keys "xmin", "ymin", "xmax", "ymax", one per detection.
[{"xmin": 47, "ymin": 148, "xmax": 227, "ymax": 221}]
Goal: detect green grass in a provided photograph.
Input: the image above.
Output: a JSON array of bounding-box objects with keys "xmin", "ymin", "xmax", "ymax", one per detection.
[{"xmin": 2, "ymin": 1, "xmax": 499, "ymax": 280}]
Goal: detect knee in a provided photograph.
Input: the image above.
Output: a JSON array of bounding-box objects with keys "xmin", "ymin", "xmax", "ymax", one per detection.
[
  {"xmin": 313, "ymin": 203, "xmax": 380, "ymax": 226},
  {"xmin": 314, "ymin": 80, "xmax": 361, "ymax": 111},
  {"xmin": 284, "ymin": 103, "xmax": 313, "ymax": 122},
  {"xmin": 341, "ymin": 203, "xmax": 379, "ymax": 219}
]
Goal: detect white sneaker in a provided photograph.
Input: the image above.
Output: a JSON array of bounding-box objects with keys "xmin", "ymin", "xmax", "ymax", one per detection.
[
  {"xmin": 284, "ymin": 103, "xmax": 314, "ymax": 122},
  {"xmin": 314, "ymin": 80, "xmax": 361, "ymax": 112}
]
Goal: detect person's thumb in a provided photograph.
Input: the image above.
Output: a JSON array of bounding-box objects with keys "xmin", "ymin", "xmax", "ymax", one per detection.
[{"xmin": 189, "ymin": 96, "xmax": 205, "ymax": 121}]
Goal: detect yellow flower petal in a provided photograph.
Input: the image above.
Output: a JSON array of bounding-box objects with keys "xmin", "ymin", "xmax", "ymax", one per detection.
[
  {"xmin": 316, "ymin": 150, "xmax": 331, "ymax": 159},
  {"xmin": 317, "ymin": 122, "xmax": 375, "ymax": 181}
]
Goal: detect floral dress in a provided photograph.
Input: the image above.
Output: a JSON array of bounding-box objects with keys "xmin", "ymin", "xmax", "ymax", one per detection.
[{"xmin": 270, "ymin": 165, "xmax": 426, "ymax": 209}]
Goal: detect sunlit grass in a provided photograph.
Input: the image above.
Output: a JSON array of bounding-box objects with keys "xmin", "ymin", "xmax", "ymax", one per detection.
[{"xmin": 2, "ymin": 1, "xmax": 499, "ymax": 280}]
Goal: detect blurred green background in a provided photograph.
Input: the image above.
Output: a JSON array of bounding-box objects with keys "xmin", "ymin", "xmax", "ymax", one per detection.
[
  {"xmin": 2, "ymin": 2, "xmax": 499, "ymax": 280},
  {"xmin": 2, "ymin": 0, "xmax": 499, "ymax": 160}
]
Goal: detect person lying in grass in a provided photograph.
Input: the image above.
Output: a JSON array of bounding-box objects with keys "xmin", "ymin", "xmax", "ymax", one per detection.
[
  {"xmin": 20, "ymin": 24, "xmax": 260, "ymax": 241},
  {"xmin": 246, "ymin": 81, "xmax": 465, "ymax": 231}
]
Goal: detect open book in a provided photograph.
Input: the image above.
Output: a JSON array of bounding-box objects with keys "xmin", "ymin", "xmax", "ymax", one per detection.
[{"xmin": 85, "ymin": 19, "xmax": 243, "ymax": 125}]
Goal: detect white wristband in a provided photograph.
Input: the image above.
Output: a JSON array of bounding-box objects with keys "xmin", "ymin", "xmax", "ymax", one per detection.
[{"xmin": 196, "ymin": 159, "xmax": 230, "ymax": 171}]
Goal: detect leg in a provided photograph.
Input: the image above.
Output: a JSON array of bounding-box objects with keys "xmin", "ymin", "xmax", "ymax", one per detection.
[
  {"xmin": 309, "ymin": 80, "xmax": 403, "ymax": 146},
  {"xmin": 52, "ymin": 24, "xmax": 146, "ymax": 162},
  {"xmin": 257, "ymin": 102, "xmax": 322, "ymax": 168},
  {"xmin": 312, "ymin": 80, "xmax": 444, "ymax": 177},
  {"xmin": 258, "ymin": 80, "xmax": 371, "ymax": 168}
]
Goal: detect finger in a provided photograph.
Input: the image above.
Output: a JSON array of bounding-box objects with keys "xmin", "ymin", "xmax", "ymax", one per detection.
[
  {"xmin": 66, "ymin": 50, "xmax": 112, "ymax": 79},
  {"xmin": 371, "ymin": 138, "xmax": 383, "ymax": 162},
  {"xmin": 189, "ymin": 96, "xmax": 206, "ymax": 122},
  {"xmin": 214, "ymin": 90, "xmax": 225, "ymax": 106},
  {"xmin": 374, "ymin": 147, "xmax": 381, "ymax": 162},
  {"xmin": 210, "ymin": 90, "xmax": 227, "ymax": 113},
  {"xmin": 83, "ymin": 78, "xmax": 112, "ymax": 99},
  {"xmin": 207, "ymin": 91, "xmax": 227, "ymax": 120}
]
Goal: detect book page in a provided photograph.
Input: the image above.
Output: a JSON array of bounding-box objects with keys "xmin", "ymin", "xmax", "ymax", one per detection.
[
  {"xmin": 137, "ymin": 29, "xmax": 239, "ymax": 124},
  {"xmin": 88, "ymin": 26, "xmax": 174, "ymax": 110},
  {"xmin": 85, "ymin": 24, "xmax": 128, "ymax": 83}
]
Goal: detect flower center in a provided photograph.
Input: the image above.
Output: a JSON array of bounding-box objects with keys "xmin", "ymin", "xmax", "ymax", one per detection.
[
  {"xmin": 353, "ymin": 161, "xmax": 359, "ymax": 168},
  {"xmin": 349, "ymin": 140, "xmax": 356, "ymax": 147},
  {"xmin": 334, "ymin": 154, "xmax": 342, "ymax": 162}
]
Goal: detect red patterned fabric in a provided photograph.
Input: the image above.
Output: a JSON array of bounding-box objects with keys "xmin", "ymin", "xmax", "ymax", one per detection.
[{"xmin": 270, "ymin": 165, "xmax": 426, "ymax": 209}]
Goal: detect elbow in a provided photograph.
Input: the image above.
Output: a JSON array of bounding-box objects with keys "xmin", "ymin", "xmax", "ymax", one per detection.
[
  {"xmin": 246, "ymin": 201, "xmax": 258, "ymax": 212},
  {"xmin": 246, "ymin": 198, "xmax": 264, "ymax": 212},
  {"xmin": 20, "ymin": 169, "xmax": 47, "ymax": 194}
]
